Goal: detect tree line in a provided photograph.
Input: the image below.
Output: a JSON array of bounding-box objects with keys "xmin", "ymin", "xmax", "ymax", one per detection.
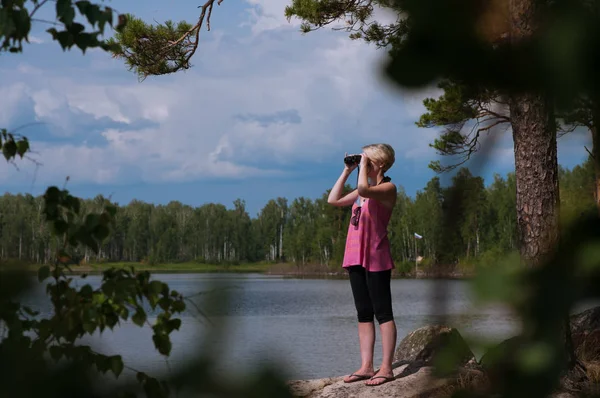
[{"xmin": 1, "ymin": 157, "xmax": 594, "ymax": 269}]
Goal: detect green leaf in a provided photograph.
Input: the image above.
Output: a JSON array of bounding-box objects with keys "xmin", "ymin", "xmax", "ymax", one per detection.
[
  {"xmin": 98, "ymin": 7, "xmax": 113, "ymax": 32},
  {"xmin": 54, "ymin": 219, "xmax": 69, "ymax": 235},
  {"xmin": 38, "ymin": 265, "xmax": 51, "ymax": 282},
  {"xmin": 517, "ymin": 343, "xmax": 555, "ymax": 374},
  {"xmin": 49, "ymin": 345, "xmax": 63, "ymax": 362},
  {"xmin": 106, "ymin": 312, "xmax": 119, "ymax": 328},
  {"xmin": 47, "ymin": 27, "xmax": 59, "ymax": 40},
  {"xmin": 56, "ymin": 0, "xmax": 76, "ymax": 25},
  {"xmin": 95, "ymin": 354, "xmax": 109, "ymax": 373},
  {"xmin": 149, "ymin": 281, "xmax": 164, "ymax": 295},
  {"xmin": 167, "ymin": 318, "xmax": 181, "ymax": 332},
  {"xmin": 75, "ymin": 1, "xmax": 92, "ymax": 19},
  {"xmin": 2, "ymin": 139, "xmax": 17, "ymax": 160},
  {"xmin": 116, "ymin": 14, "xmax": 128, "ymax": 31},
  {"xmin": 119, "ymin": 306, "xmax": 129, "ymax": 320},
  {"xmin": 110, "ymin": 355, "xmax": 124, "ymax": 378},
  {"xmin": 105, "ymin": 204, "xmax": 118, "ymax": 217},
  {"xmin": 132, "ymin": 309, "xmax": 146, "ymax": 326},
  {"xmin": 136, "ymin": 371, "xmax": 147, "ymax": 383},
  {"xmin": 38, "ymin": 319, "xmax": 52, "ymax": 340},
  {"xmin": 83, "ymin": 321, "xmax": 96, "ymax": 334},
  {"xmin": 74, "ymin": 31, "xmax": 99, "ymax": 52},
  {"xmin": 80, "ymin": 284, "xmax": 93, "ymax": 297},
  {"xmin": 68, "ymin": 22, "xmax": 85, "ymax": 35},
  {"xmin": 471, "ymin": 252, "xmax": 523, "ymax": 304},
  {"xmin": 101, "ymin": 280, "xmax": 115, "ymax": 297},
  {"xmin": 64, "ymin": 194, "xmax": 80, "ymax": 213},
  {"xmin": 143, "ymin": 376, "xmax": 167, "ymax": 398},
  {"xmin": 94, "ymin": 224, "xmax": 110, "ymax": 241},
  {"xmin": 171, "ymin": 300, "xmax": 185, "ymax": 313},
  {"xmin": 157, "ymin": 297, "xmax": 172, "ymax": 311},
  {"xmin": 79, "ymin": 232, "xmax": 99, "ymax": 253},
  {"xmin": 577, "ymin": 242, "xmax": 600, "ymax": 272},
  {"xmin": 44, "ymin": 186, "xmax": 61, "ymax": 204},
  {"xmin": 85, "ymin": 213, "xmax": 100, "ymax": 229},
  {"xmin": 152, "ymin": 333, "xmax": 172, "ymax": 356},
  {"xmin": 56, "ymin": 30, "xmax": 75, "ymax": 49},
  {"xmin": 16, "ymin": 139, "xmax": 29, "ymax": 158},
  {"xmin": 22, "ymin": 306, "xmax": 39, "ymax": 316}
]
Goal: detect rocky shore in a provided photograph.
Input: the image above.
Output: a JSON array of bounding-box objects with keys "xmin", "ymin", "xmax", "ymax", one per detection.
[{"xmin": 287, "ymin": 307, "xmax": 600, "ymax": 398}]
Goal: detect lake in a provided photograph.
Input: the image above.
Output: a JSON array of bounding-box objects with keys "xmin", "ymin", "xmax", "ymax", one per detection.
[{"xmin": 15, "ymin": 272, "xmax": 593, "ymax": 385}]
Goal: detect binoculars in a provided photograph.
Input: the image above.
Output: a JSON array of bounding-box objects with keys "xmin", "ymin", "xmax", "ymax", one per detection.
[{"xmin": 344, "ymin": 154, "xmax": 362, "ymax": 166}]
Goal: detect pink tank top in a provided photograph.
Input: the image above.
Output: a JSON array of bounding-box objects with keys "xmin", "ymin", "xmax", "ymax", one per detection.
[{"xmin": 342, "ymin": 198, "xmax": 395, "ymax": 272}]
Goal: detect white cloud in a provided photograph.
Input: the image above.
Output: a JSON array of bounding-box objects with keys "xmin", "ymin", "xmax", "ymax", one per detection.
[
  {"xmin": 0, "ymin": 83, "xmax": 32, "ymax": 126},
  {"xmin": 32, "ymin": 89, "xmax": 64, "ymax": 119},
  {"xmin": 66, "ymin": 87, "xmax": 132, "ymax": 124},
  {"xmin": 243, "ymin": 0, "xmax": 301, "ymax": 34},
  {"xmin": 28, "ymin": 35, "xmax": 45, "ymax": 44},
  {"xmin": 0, "ymin": 5, "xmax": 457, "ymax": 187},
  {"xmin": 17, "ymin": 64, "xmax": 44, "ymax": 75},
  {"xmin": 243, "ymin": 0, "xmax": 401, "ymax": 36},
  {"xmin": 370, "ymin": 5, "xmax": 400, "ymax": 27}
]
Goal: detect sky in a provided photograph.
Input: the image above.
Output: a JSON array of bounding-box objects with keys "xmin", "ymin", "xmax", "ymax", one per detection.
[{"xmin": 0, "ymin": 0, "xmax": 592, "ymax": 217}]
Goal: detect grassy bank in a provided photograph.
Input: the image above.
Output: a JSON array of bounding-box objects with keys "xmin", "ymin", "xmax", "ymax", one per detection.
[
  {"xmin": 6, "ymin": 261, "xmax": 272, "ymax": 274},
  {"xmin": 7, "ymin": 260, "xmax": 472, "ymax": 278},
  {"xmin": 78, "ymin": 262, "xmax": 273, "ymax": 274},
  {"xmin": 265, "ymin": 262, "xmax": 474, "ymax": 279}
]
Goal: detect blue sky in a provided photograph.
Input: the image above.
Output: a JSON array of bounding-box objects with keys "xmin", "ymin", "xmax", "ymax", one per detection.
[{"xmin": 0, "ymin": 0, "xmax": 592, "ymax": 217}]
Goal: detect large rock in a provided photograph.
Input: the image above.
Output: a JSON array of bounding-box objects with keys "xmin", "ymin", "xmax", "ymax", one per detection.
[
  {"xmin": 287, "ymin": 325, "xmax": 485, "ymax": 398},
  {"xmin": 570, "ymin": 306, "xmax": 600, "ymax": 335},
  {"xmin": 570, "ymin": 306, "xmax": 600, "ymax": 361},
  {"xmin": 288, "ymin": 365, "xmax": 486, "ymax": 398},
  {"xmin": 393, "ymin": 325, "xmax": 476, "ymax": 372},
  {"xmin": 479, "ymin": 307, "xmax": 600, "ymax": 368},
  {"xmin": 479, "ymin": 336, "xmax": 523, "ymax": 371},
  {"xmin": 288, "ymin": 377, "xmax": 343, "ymax": 398}
]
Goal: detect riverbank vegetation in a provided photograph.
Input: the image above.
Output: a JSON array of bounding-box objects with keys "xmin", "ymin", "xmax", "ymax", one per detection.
[{"xmin": 0, "ymin": 157, "xmax": 594, "ymax": 274}]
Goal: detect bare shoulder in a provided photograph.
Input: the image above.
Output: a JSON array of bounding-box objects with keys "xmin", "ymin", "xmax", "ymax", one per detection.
[
  {"xmin": 380, "ymin": 181, "xmax": 397, "ymax": 209},
  {"xmin": 383, "ymin": 181, "xmax": 397, "ymax": 194}
]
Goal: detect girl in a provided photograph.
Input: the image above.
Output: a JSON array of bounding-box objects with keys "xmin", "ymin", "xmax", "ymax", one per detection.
[{"xmin": 327, "ymin": 143, "xmax": 397, "ymax": 387}]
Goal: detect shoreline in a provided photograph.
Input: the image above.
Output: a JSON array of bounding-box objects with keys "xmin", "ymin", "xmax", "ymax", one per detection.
[{"xmin": 1, "ymin": 261, "xmax": 474, "ymax": 280}]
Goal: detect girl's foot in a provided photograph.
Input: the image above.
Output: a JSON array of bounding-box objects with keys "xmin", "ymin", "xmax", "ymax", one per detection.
[
  {"xmin": 343, "ymin": 368, "xmax": 376, "ymax": 383},
  {"xmin": 365, "ymin": 370, "xmax": 394, "ymax": 386}
]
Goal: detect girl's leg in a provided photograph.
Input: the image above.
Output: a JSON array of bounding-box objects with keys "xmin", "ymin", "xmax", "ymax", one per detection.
[
  {"xmin": 366, "ymin": 270, "xmax": 396, "ymax": 385},
  {"xmin": 357, "ymin": 322, "xmax": 376, "ymax": 372},
  {"xmin": 344, "ymin": 266, "xmax": 376, "ymax": 382}
]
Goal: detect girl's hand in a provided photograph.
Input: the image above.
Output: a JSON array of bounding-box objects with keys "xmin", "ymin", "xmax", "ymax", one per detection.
[
  {"xmin": 360, "ymin": 152, "xmax": 369, "ymax": 169},
  {"xmin": 344, "ymin": 152, "xmax": 359, "ymax": 173}
]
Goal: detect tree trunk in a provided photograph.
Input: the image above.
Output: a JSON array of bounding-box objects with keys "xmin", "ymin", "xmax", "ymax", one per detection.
[
  {"xmin": 509, "ymin": 0, "xmax": 574, "ymax": 372},
  {"xmin": 466, "ymin": 240, "xmax": 471, "ymax": 259},
  {"xmin": 509, "ymin": 61, "xmax": 559, "ymax": 267},
  {"xmin": 509, "ymin": 0, "xmax": 559, "ymax": 266},
  {"xmin": 278, "ymin": 222, "xmax": 283, "ymax": 261},
  {"xmin": 590, "ymin": 120, "xmax": 600, "ymax": 215}
]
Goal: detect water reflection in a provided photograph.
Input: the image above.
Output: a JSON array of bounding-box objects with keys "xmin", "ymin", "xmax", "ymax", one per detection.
[{"xmin": 11, "ymin": 273, "xmax": 532, "ymax": 381}]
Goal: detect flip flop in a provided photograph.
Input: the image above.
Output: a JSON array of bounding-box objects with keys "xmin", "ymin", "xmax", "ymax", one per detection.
[
  {"xmin": 343, "ymin": 373, "xmax": 374, "ymax": 383},
  {"xmin": 365, "ymin": 375, "xmax": 395, "ymax": 386}
]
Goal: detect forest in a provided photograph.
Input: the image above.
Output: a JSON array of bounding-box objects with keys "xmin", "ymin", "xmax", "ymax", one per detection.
[{"xmin": 0, "ymin": 157, "xmax": 595, "ymax": 272}]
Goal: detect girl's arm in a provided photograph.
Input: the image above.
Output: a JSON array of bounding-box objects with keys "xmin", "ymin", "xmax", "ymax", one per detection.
[
  {"xmin": 328, "ymin": 168, "xmax": 359, "ymax": 207},
  {"xmin": 357, "ymin": 154, "xmax": 397, "ymax": 205}
]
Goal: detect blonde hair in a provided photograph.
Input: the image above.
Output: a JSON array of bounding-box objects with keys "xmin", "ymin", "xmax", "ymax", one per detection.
[{"xmin": 362, "ymin": 143, "xmax": 395, "ymax": 172}]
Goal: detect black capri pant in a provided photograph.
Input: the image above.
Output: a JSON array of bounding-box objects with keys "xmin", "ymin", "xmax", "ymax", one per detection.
[{"xmin": 347, "ymin": 265, "xmax": 394, "ymax": 325}]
